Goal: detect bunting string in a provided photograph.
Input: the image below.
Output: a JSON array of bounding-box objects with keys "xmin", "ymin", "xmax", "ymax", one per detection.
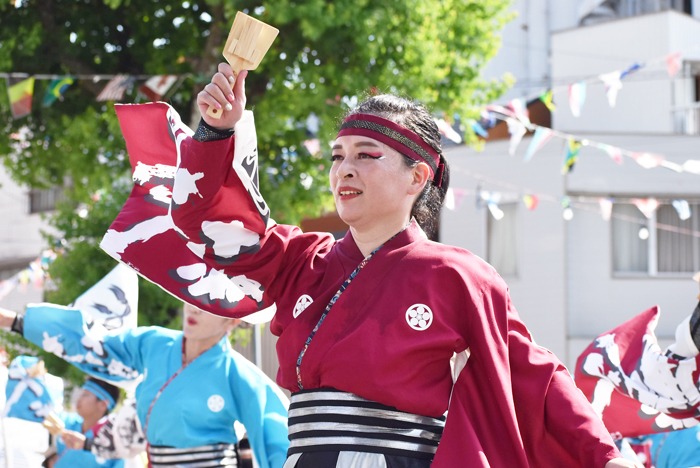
[
  {"xmin": 447, "ymin": 164, "xmax": 700, "ymax": 239},
  {"xmin": 483, "ymin": 106, "xmax": 700, "ymax": 176}
]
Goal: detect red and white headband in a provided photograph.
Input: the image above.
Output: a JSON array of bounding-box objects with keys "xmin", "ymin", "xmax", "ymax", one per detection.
[{"xmin": 338, "ymin": 113, "xmax": 444, "ymax": 187}]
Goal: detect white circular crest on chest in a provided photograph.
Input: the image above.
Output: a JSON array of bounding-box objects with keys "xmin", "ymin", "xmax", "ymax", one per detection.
[
  {"xmin": 406, "ymin": 304, "xmax": 433, "ymax": 331},
  {"xmin": 207, "ymin": 394, "xmax": 225, "ymax": 413},
  {"xmin": 293, "ymin": 294, "xmax": 313, "ymax": 318}
]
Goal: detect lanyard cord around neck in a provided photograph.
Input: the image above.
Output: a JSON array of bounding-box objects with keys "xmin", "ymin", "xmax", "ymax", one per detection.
[
  {"xmin": 144, "ymin": 337, "xmax": 203, "ymax": 440},
  {"xmin": 295, "ymin": 228, "xmax": 406, "ymax": 390}
]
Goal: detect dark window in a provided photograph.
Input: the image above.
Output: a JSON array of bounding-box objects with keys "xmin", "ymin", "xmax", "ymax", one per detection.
[
  {"xmin": 29, "ymin": 188, "xmax": 65, "ymax": 214},
  {"xmin": 684, "ymin": 0, "xmax": 692, "ymax": 14}
]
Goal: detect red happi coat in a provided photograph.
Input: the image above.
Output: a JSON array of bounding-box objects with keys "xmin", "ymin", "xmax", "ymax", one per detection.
[{"xmin": 103, "ymin": 103, "xmax": 620, "ymax": 468}]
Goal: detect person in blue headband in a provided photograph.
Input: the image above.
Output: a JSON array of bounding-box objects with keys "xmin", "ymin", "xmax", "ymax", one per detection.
[{"xmin": 44, "ymin": 377, "xmax": 124, "ymax": 468}]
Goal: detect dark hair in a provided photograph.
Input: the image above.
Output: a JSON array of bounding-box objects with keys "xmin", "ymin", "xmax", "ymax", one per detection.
[
  {"xmin": 87, "ymin": 377, "xmax": 120, "ymax": 415},
  {"xmin": 343, "ymin": 94, "xmax": 450, "ymax": 240}
]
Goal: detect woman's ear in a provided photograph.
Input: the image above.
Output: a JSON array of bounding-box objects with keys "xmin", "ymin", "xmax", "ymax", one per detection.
[
  {"xmin": 225, "ymin": 318, "xmax": 243, "ymax": 335},
  {"xmin": 408, "ymin": 162, "xmax": 431, "ymax": 196}
]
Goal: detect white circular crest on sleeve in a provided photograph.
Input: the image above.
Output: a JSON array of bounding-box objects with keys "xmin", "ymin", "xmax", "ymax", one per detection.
[
  {"xmin": 293, "ymin": 295, "xmax": 314, "ymax": 318},
  {"xmin": 406, "ymin": 304, "xmax": 433, "ymax": 331},
  {"xmin": 207, "ymin": 394, "xmax": 225, "ymax": 413}
]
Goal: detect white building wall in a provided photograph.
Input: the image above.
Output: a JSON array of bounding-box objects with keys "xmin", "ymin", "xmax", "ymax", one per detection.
[
  {"xmin": 552, "ymin": 10, "xmax": 700, "ymax": 134},
  {"xmin": 481, "ymin": 0, "xmax": 561, "ymax": 103},
  {"xmin": 0, "ymin": 166, "xmax": 50, "ymax": 312},
  {"xmin": 441, "ymin": 137, "xmax": 570, "ymax": 362}
]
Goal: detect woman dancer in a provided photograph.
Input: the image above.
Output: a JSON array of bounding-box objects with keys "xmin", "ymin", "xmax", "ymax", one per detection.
[
  {"xmin": 100, "ymin": 63, "xmax": 635, "ymax": 467},
  {"xmin": 0, "ymin": 302, "xmax": 289, "ymax": 468}
]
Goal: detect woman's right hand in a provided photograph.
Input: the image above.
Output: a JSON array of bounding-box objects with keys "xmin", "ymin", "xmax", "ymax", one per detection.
[
  {"xmin": 0, "ymin": 307, "xmax": 17, "ymax": 329},
  {"xmin": 61, "ymin": 430, "xmax": 87, "ymax": 450},
  {"xmin": 197, "ymin": 62, "xmax": 248, "ymax": 131}
]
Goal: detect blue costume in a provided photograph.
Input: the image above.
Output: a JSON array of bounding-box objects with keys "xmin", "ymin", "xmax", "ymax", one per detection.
[
  {"xmin": 3, "ymin": 355, "xmax": 63, "ymax": 422},
  {"xmin": 635, "ymin": 426, "xmax": 700, "ymax": 468},
  {"xmin": 21, "ymin": 304, "xmax": 289, "ymax": 468},
  {"xmin": 55, "ymin": 412, "xmax": 124, "ymax": 468}
]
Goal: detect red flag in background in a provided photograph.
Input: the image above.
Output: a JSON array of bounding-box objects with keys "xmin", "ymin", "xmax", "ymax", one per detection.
[
  {"xmin": 575, "ymin": 306, "xmax": 700, "ymax": 439},
  {"xmin": 138, "ymin": 75, "xmax": 178, "ymax": 101},
  {"xmin": 7, "ymin": 76, "xmax": 35, "ymax": 118}
]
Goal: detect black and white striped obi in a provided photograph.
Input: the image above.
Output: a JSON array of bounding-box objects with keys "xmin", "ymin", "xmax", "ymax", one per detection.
[
  {"xmin": 149, "ymin": 443, "xmax": 239, "ymax": 468},
  {"xmin": 283, "ymin": 389, "xmax": 445, "ymax": 468}
]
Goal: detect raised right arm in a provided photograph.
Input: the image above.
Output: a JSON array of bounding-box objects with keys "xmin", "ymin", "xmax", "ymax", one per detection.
[{"xmin": 101, "ymin": 64, "xmax": 334, "ymax": 320}]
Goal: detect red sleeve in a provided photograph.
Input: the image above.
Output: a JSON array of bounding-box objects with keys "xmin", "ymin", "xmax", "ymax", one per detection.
[
  {"xmin": 171, "ymin": 116, "xmax": 336, "ymax": 307},
  {"xmin": 506, "ymin": 293, "xmax": 621, "ymax": 468},
  {"xmin": 103, "ymin": 104, "xmax": 332, "ymax": 319},
  {"xmin": 432, "ymin": 272, "xmax": 620, "ymax": 468}
]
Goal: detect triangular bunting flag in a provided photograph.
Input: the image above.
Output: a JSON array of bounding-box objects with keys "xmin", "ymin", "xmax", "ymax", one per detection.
[
  {"xmin": 507, "ymin": 118, "xmax": 527, "ymax": 156},
  {"xmin": 444, "ymin": 188, "xmax": 468, "ymax": 211},
  {"xmin": 682, "ymin": 160, "xmax": 700, "ymax": 175},
  {"xmin": 508, "ymin": 98, "xmax": 530, "ymax": 125},
  {"xmin": 523, "ymin": 194, "xmax": 539, "ymax": 210},
  {"xmin": 568, "ymin": 82, "xmax": 586, "ymax": 117},
  {"xmin": 138, "ymin": 75, "xmax": 178, "ymax": 102},
  {"xmin": 524, "ymin": 127, "xmax": 553, "ymax": 162},
  {"xmin": 562, "ymin": 139, "xmax": 582, "ymax": 174},
  {"xmin": 7, "ymin": 76, "xmax": 35, "ymax": 119},
  {"xmin": 620, "ymin": 62, "xmax": 643, "ymax": 80},
  {"xmin": 540, "ymin": 90, "xmax": 556, "ymax": 112},
  {"xmin": 666, "ymin": 53, "xmax": 682, "ymax": 78},
  {"xmin": 598, "ymin": 198, "xmax": 614, "ymax": 221},
  {"xmin": 671, "ymin": 200, "xmax": 691, "ymax": 221},
  {"xmin": 480, "ymin": 191, "xmax": 504, "ymax": 220},
  {"xmin": 452, "ymin": 188, "xmax": 467, "ymax": 210},
  {"xmin": 96, "ymin": 75, "xmax": 135, "ymax": 102},
  {"xmin": 599, "ymin": 71, "xmax": 623, "ymax": 107},
  {"xmin": 42, "ymin": 77, "xmax": 74, "ymax": 107},
  {"xmin": 630, "ymin": 152, "xmax": 665, "ymax": 169},
  {"xmin": 435, "ymin": 118, "xmax": 463, "ymax": 144},
  {"xmin": 480, "ymin": 109, "xmax": 497, "ymax": 128},
  {"xmin": 632, "ymin": 199, "xmax": 659, "ymax": 219},
  {"xmin": 485, "ymin": 104, "xmax": 516, "ymax": 119},
  {"xmin": 599, "ymin": 144, "xmax": 623, "ymax": 165},
  {"xmin": 469, "ymin": 119, "xmax": 489, "ymax": 138}
]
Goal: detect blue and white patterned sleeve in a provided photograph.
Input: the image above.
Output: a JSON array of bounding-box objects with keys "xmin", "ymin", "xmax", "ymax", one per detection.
[{"xmin": 22, "ymin": 304, "xmax": 153, "ymax": 383}]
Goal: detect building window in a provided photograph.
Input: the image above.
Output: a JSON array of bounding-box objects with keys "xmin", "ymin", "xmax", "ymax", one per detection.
[
  {"xmin": 487, "ymin": 203, "xmax": 518, "ymax": 277},
  {"xmin": 28, "ymin": 188, "xmax": 64, "ymax": 214},
  {"xmin": 612, "ymin": 202, "xmax": 700, "ymax": 275}
]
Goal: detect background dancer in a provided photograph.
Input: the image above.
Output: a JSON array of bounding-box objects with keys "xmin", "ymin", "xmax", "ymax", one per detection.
[
  {"xmin": 44, "ymin": 377, "xmax": 124, "ymax": 468},
  {"xmin": 0, "ymin": 301, "xmax": 289, "ymax": 468}
]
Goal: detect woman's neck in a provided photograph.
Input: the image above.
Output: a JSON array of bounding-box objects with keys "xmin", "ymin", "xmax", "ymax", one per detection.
[
  {"xmin": 350, "ymin": 214, "xmax": 410, "ymax": 257},
  {"xmin": 184, "ymin": 333, "xmax": 225, "ymax": 365}
]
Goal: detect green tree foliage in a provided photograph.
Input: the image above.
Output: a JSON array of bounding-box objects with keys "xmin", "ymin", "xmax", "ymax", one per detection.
[{"xmin": 0, "ymin": 0, "xmax": 512, "ymax": 376}]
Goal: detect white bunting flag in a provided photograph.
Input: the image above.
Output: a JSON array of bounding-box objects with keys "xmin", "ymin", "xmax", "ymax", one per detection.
[
  {"xmin": 506, "ymin": 118, "xmax": 527, "ymax": 156},
  {"xmin": 632, "ymin": 199, "xmax": 660, "ymax": 219},
  {"xmin": 599, "ymin": 71, "xmax": 623, "ymax": 107}
]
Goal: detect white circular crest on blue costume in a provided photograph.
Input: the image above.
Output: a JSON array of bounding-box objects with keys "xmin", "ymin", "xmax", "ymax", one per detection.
[
  {"xmin": 406, "ymin": 304, "xmax": 433, "ymax": 331},
  {"xmin": 207, "ymin": 394, "xmax": 225, "ymax": 412},
  {"xmin": 293, "ymin": 294, "xmax": 313, "ymax": 318}
]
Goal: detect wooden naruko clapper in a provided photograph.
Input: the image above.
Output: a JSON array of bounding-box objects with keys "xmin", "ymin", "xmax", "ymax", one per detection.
[{"xmin": 206, "ymin": 11, "xmax": 279, "ymax": 119}]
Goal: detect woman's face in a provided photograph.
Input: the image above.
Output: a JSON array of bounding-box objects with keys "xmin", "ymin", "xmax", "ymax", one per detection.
[
  {"xmin": 329, "ymin": 134, "xmax": 428, "ymax": 231},
  {"xmin": 182, "ymin": 304, "xmax": 238, "ymax": 342}
]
